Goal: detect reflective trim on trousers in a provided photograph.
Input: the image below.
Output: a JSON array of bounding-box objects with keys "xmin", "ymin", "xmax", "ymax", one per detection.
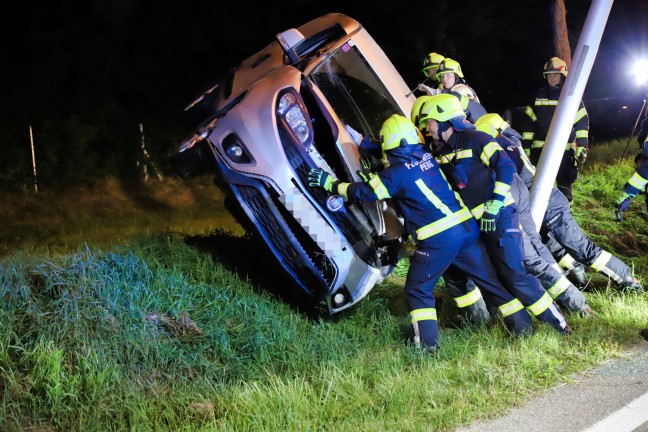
[
  {"xmin": 454, "ymin": 286, "xmax": 483, "ymax": 308},
  {"xmin": 526, "ymin": 291, "xmax": 554, "ymax": 317},
  {"xmin": 498, "ymin": 298, "xmax": 524, "ymax": 317},
  {"xmin": 546, "ymin": 276, "xmax": 572, "ymax": 299},
  {"xmin": 558, "ymin": 254, "xmax": 576, "ymax": 270}
]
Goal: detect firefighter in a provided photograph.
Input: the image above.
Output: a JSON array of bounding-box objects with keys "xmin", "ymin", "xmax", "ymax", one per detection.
[
  {"xmin": 476, "ymin": 112, "xmax": 642, "ymax": 291},
  {"xmin": 435, "ymin": 58, "xmax": 481, "ymax": 103},
  {"xmin": 616, "ymin": 116, "xmax": 648, "ymax": 221},
  {"xmin": 520, "ymin": 57, "xmax": 589, "ymax": 203},
  {"xmin": 308, "ymin": 114, "xmax": 536, "ymax": 352},
  {"xmin": 417, "ymin": 94, "xmax": 570, "ymax": 334},
  {"xmin": 417, "ymin": 52, "xmax": 445, "ymax": 96},
  {"xmin": 474, "ymin": 113, "xmax": 594, "ymax": 316},
  {"xmin": 408, "ymin": 98, "xmax": 492, "ymax": 323}
]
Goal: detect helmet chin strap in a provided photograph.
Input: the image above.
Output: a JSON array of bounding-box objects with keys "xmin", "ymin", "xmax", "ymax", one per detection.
[{"xmin": 437, "ymin": 121, "xmax": 452, "ymax": 140}]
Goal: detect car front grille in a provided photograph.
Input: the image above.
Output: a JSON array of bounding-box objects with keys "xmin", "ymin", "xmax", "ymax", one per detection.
[{"xmin": 233, "ymin": 183, "xmax": 334, "ymax": 298}]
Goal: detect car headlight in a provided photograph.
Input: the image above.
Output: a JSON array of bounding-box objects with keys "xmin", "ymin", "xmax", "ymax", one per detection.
[{"xmin": 276, "ymin": 89, "xmax": 313, "ymax": 149}]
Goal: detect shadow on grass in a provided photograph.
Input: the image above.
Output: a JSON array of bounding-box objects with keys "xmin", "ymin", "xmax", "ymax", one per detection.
[{"xmin": 184, "ymin": 229, "xmax": 330, "ymax": 322}]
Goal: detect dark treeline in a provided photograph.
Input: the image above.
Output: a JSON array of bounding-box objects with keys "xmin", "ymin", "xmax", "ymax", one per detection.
[{"xmin": 1, "ymin": 0, "xmax": 642, "ymax": 190}]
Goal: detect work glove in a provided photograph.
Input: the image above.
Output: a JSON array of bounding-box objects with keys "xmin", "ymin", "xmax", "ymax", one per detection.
[
  {"xmin": 308, "ymin": 168, "xmax": 339, "ymax": 193},
  {"xmin": 356, "ymin": 157, "xmax": 375, "ymax": 182},
  {"xmin": 615, "ymin": 191, "xmax": 636, "ymax": 222},
  {"xmin": 480, "ymin": 200, "xmax": 504, "ymax": 232},
  {"xmin": 417, "ymin": 83, "xmax": 440, "ymax": 96},
  {"xmin": 576, "ymin": 146, "xmax": 588, "ymax": 164}
]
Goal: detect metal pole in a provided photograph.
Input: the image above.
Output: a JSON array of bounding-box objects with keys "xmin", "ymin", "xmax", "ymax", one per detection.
[
  {"xmin": 29, "ymin": 125, "xmax": 38, "ymax": 193},
  {"xmin": 529, "ymin": 0, "xmax": 614, "ymax": 228}
]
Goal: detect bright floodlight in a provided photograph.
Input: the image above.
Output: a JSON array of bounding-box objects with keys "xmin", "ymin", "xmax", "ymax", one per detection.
[{"xmin": 632, "ymin": 59, "xmax": 648, "ymax": 86}]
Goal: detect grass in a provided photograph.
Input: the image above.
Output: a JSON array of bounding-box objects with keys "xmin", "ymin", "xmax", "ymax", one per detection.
[{"xmin": 0, "ymin": 141, "xmax": 647, "ymax": 431}]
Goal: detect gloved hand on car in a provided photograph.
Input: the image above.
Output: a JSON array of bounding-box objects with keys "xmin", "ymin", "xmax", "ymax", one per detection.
[
  {"xmin": 615, "ymin": 191, "xmax": 636, "ymax": 222},
  {"xmin": 308, "ymin": 168, "xmax": 339, "ymax": 193},
  {"xmin": 480, "ymin": 200, "xmax": 504, "ymax": 232},
  {"xmin": 357, "ymin": 157, "xmax": 376, "ymax": 182}
]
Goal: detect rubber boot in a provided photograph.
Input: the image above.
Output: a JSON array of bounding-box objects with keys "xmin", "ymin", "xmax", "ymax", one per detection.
[
  {"xmin": 450, "ymin": 280, "xmax": 492, "ymax": 326},
  {"xmin": 410, "ymin": 310, "xmax": 439, "ymax": 353},
  {"xmin": 568, "ymin": 262, "xmax": 588, "ymax": 288}
]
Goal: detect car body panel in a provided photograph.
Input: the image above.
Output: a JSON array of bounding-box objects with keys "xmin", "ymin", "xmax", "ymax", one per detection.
[{"xmin": 170, "ymin": 13, "xmax": 415, "ymax": 314}]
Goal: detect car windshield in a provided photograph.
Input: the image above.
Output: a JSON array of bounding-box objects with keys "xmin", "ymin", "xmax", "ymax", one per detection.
[{"xmin": 309, "ymin": 41, "xmax": 402, "ymax": 142}]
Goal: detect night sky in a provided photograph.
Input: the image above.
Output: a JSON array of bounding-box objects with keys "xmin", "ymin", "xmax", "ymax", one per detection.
[{"xmin": 2, "ymin": 0, "xmax": 648, "ymax": 187}]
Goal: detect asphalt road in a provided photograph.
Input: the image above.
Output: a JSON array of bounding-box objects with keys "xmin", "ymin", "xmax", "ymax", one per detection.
[{"xmin": 457, "ymin": 336, "xmax": 648, "ymax": 432}]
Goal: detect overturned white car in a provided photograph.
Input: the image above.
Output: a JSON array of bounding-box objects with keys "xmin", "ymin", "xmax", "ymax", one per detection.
[{"xmin": 170, "ymin": 13, "xmax": 415, "ymax": 313}]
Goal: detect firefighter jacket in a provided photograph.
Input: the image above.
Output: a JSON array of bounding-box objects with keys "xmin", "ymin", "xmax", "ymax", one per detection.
[
  {"xmin": 336, "ymin": 144, "xmax": 472, "ymax": 248},
  {"xmin": 521, "ymin": 85, "xmax": 589, "ymax": 152},
  {"xmin": 444, "ymin": 90, "xmax": 487, "ymax": 123},
  {"xmin": 623, "ymin": 117, "xmax": 648, "ymax": 196},
  {"xmin": 496, "ymin": 128, "xmax": 536, "ymax": 189},
  {"xmin": 433, "ymin": 130, "xmax": 516, "ymax": 219}
]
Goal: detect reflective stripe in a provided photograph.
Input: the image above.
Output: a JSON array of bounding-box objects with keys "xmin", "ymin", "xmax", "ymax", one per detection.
[
  {"xmin": 437, "ymin": 154, "xmax": 454, "ymax": 165},
  {"xmin": 590, "ymin": 250, "xmax": 612, "ymax": 271},
  {"xmin": 415, "ymin": 179, "xmax": 452, "ymax": 215},
  {"xmin": 368, "ymin": 176, "xmax": 390, "ymax": 200},
  {"xmin": 566, "ymin": 142, "xmax": 576, "ymax": 151},
  {"xmin": 519, "ymin": 148, "xmax": 536, "ymax": 176},
  {"xmin": 532, "ymin": 140, "xmax": 545, "ymax": 149},
  {"xmin": 535, "ymin": 99, "xmax": 558, "ymax": 106},
  {"xmin": 455, "ymin": 286, "xmax": 482, "ymax": 308},
  {"xmin": 436, "ymin": 150, "xmax": 472, "ymax": 164},
  {"xmin": 575, "ymin": 129, "xmax": 588, "ymax": 139},
  {"xmin": 493, "ymin": 181, "xmax": 510, "ymax": 197},
  {"xmin": 481, "ymin": 141, "xmax": 502, "ymax": 166},
  {"xmin": 455, "ymin": 149, "xmax": 473, "ymax": 160},
  {"xmin": 526, "ymin": 292, "xmax": 553, "ymax": 316},
  {"xmin": 337, "ymin": 182, "xmax": 350, "ymax": 200},
  {"xmin": 547, "ymin": 276, "xmax": 571, "ymax": 299},
  {"xmin": 417, "ymin": 207, "xmax": 472, "ymax": 240},
  {"xmin": 499, "ymin": 298, "xmax": 524, "ymax": 317},
  {"xmin": 574, "ymin": 107, "xmax": 587, "ymax": 123},
  {"xmin": 524, "ymin": 106, "xmax": 537, "ymax": 121},
  {"xmin": 628, "ymin": 172, "xmax": 648, "ymax": 190},
  {"xmin": 522, "ymin": 132, "xmax": 534, "ymax": 140},
  {"xmin": 410, "ymin": 308, "xmax": 437, "ymax": 322},
  {"xmin": 558, "ymin": 254, "xmax": 577, "ymax": 269}
]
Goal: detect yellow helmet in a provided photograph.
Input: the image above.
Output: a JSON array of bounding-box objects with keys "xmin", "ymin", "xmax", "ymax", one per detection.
[
  {"xmin": 380, "ymin": 114, "xmax": 422, "ymax": 151},
  {"xmin": 411, "ymin": 95, "xmax": 434, "ymax": 127},
  {"xmin": 436, "ymin": 58, "xmax": 464, "ymax": 81},
  {"xmin": 418, "ymin": 94, "xmax": 474, "ymax": 131},
  {"xmin": 474, "ymin": 113, "xmax": 510, "ymax": 138},
  {"xmin": 543, "ymin": 57, "xmax": 568, "ymax": 77},
  {"xmin": 422, "ymin": 52, "xmax": 445, "ymax": 78}
]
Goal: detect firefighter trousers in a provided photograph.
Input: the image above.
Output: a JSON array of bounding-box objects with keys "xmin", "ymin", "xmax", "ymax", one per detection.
[
  {"xmin": 406, "ymin": 220, "xmax": 534, "ymax": 350},
  {"xmin": 542, "ymin": 187, "xmax": 634, "ymax": 286},
  {"xmin": 511, "ymin": 176, "xmax": 588, "ymax": 313},
  {"xmin": 480, "ymin": 205, "xmax": 570, "ymax": 334}
]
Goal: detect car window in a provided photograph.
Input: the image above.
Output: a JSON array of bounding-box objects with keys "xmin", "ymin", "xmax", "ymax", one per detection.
[{"xmin": 309, "ymin": 41, "xmax": 401, "ymax": 142}]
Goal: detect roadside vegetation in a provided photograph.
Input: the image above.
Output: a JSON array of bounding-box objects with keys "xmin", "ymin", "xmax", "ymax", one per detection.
[{"xmin": 1, "ymin": 139, "xmax": 647, "ymax": 431}]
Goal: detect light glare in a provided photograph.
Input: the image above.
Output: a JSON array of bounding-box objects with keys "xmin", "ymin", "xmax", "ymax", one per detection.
[{"xmin": 631, "ymin": 59, "xmax": 648, "ymax": 86}]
